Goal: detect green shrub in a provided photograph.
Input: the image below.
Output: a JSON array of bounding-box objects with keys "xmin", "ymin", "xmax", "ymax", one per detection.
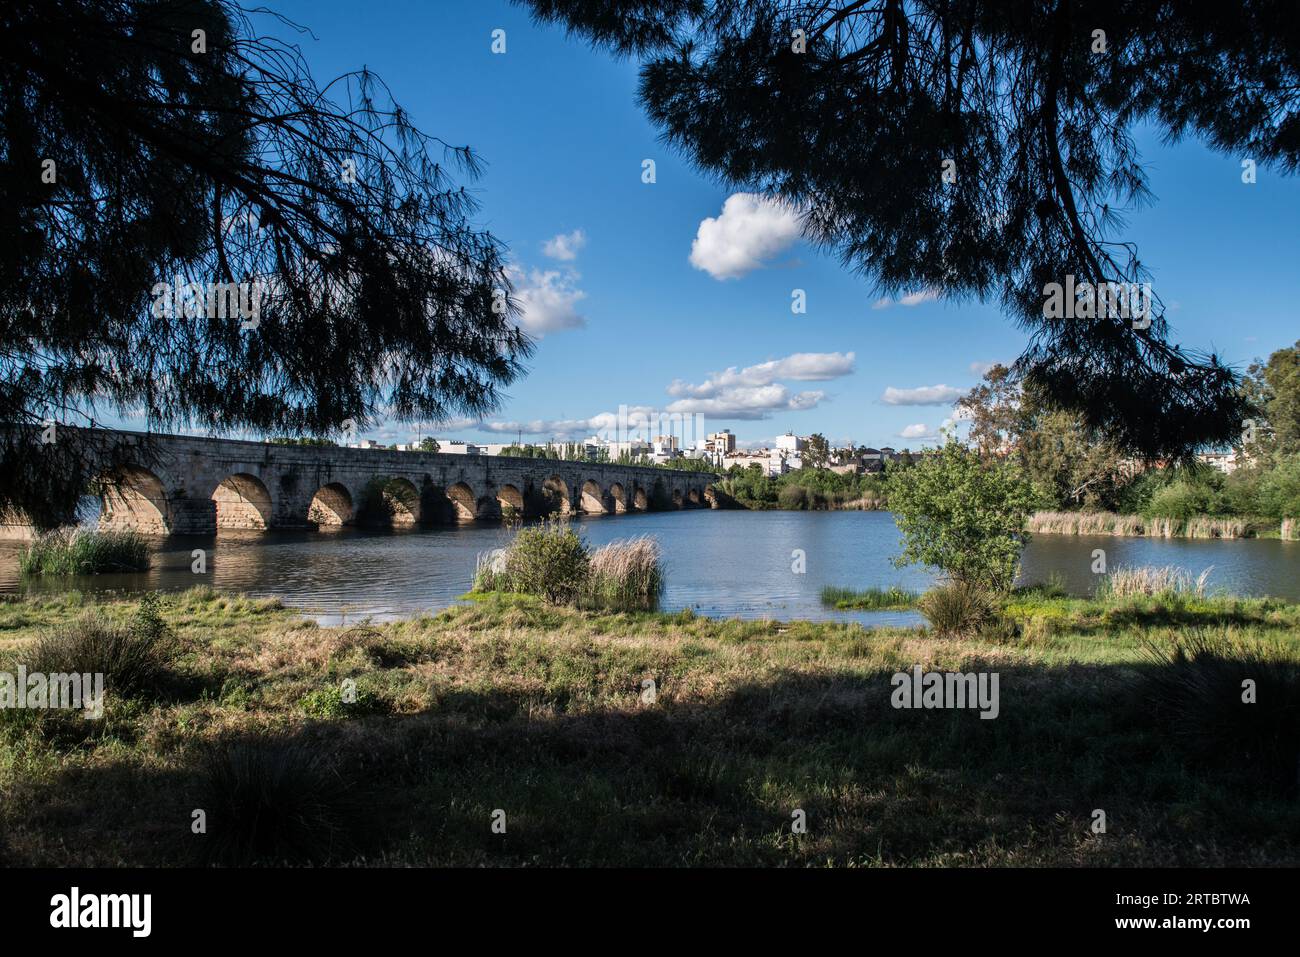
[
  {"xmin": 888, "ymin": 439, "xmax": 1037, "ymax": 590},
  {"xmin": 503, "ymin": 517, "xmax": 591, "ymax": 604},
  {"xmin": 18, "ymin": 528, "xmax": 150, "ymax": 576},
  {"xmin": 299, "ymin": 682, "xmax": 385, "ymax": 718},
  {"xmin": 26, "ymin": 598, "xmax": 176, "ymax": 697},
  {"xmin": 918, "ymin": 582, "xmax": 996, "ymax": 638},
  {"xmin": 1256, "ymin": 454, "xmax": 1300, "ymax": 520},
  {"xmin": 777, "ymin": 484, "xmax": 810, "ymax": 510},
  {"xmin": 1143, "ymin": 480, "xmax": 1217, "ymax": 520}
]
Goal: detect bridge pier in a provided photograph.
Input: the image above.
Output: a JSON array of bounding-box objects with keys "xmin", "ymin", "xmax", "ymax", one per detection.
[{"xmin": 169, "ymin": 496, "xmax": 217, "ymax": 535}]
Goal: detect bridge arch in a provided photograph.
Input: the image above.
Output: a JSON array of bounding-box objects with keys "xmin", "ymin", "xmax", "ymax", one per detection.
[
  {"xmin": 580, "ymin": 479, "xmax": 609, "ymax": 514},
  {"xmin": 608, "ymin": 482, "xmax": 627, "ymax": 513},
  {"xmin": 497, "ymin": 484, "xmax": 524, "ymax": 520},
  {"xmin": 308, "ymin": 482, "xmax": 353, "ymax": 527},
  {"xmin": 97, "ymin": 465, "xmax": 171, "ymax": 534},
  {"xmin": 212, "ymin": 473, "xmax": 273, "ymax": 529},
  {"xmin": 359, "ymin": 477, "xmax": 420, "ymax": 526},
  {"xmin": 632, "ymin": 485, "xmax": 648, "ymax": 511},
  {"xmin": 447, "ymin": 482, "xmax": 477, "ymax": 522},
  {"xmin": 687, "ymin": 487, "xmax": 702, "ymax": 507},
  {"xmin": 672, "ymin": 488, "xmax": 684, "ymax": 508},
  {"xmin": 542, "ymin": 475, "xmax": 570, "ymax": 515}
]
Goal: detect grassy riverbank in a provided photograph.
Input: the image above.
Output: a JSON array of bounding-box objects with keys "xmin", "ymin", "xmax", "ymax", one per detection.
[{"xmin": 2, "ymin": 585, "xmax": 1298, "ymax": 866}]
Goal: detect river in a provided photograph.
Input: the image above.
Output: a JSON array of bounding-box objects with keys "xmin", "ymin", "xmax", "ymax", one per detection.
[{"xmin": 2, "ymin": 510, "xmax": 1297, "ymax": 625}]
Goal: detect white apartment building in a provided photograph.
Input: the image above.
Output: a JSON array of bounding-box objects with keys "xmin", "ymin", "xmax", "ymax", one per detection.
[
  {"xmin": 775, "ymin": 432, "xmax": 806, "ymax": 454},
  {"xmin": 722, "ymin": 449, "xmax": 789, "ymax": 477}
]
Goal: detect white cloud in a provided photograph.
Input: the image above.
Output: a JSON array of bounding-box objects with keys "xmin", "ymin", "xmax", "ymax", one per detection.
[
  {"xmin": 872, "ymin": 288, "xmax": 942, "ymax": 309},
  {"xmin": 881, "ymin": 384, "xmax": 964, "ymax": 406},
  {"xmin": 479, "ymin": 417, "xmax": 602, "ymax": 438},
  {"xmin": 898, "ymin": 423, "xmax": 936, "ymax": 439},
  {"xmin": 689, "ymin": 193, "xmax": 802, "ymax": 280},
  {"xmin": 508, "ymin": 266, "xmax": 587, "ymax": 336},
  {"xmin": 668, "ymin": 352, "xmax": 854, "ymax": 399},
  {"xmin": 663, "ymin": 351, "xmax": 851, "ymax": 419},
  {"xmin": 542, "ymin": 229, "xmax": 586, "ymax": 262},
  {"xmin": 665, "ymin": 385, "xmax": 825, "ymax": 420}
]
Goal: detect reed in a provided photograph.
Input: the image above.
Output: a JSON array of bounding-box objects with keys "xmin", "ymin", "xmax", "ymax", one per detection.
[
  {"xmin": 917, "ymin": 581, "xmax": 996, "ymax": 637},
  {"xmin": 1183, "ymin": 516, "xmax": 1247, "ymax": 539},
  {"xmin": 18, "ymin": 528, "xmax": 151, "ymax": 576},
  {"xmin": 1028, "ymin": 510, "xmax": 1252, "ymax": 539},
  {"xmin": 820, "ymin": 585, "xmax": 918, "ymax": 610},
  {"xmin": 584, "ymin": 536, "xmax": 663, "ymax": 610},
  {"xmin": 1096, "ymin": 564, "xmax": 1212, "ymax": 599},
  {"xmin": 1026, "ymin": 511, "xmax": 1146, "ymax": 536}
]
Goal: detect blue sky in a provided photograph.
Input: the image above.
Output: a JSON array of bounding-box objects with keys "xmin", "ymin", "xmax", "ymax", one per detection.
[{"xmin": 243, "ymin": 1, "xmax": 1298, "ymax": 448}]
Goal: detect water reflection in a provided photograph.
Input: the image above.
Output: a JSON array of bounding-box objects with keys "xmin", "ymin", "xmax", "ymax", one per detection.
[{"xmin": 2, "ymin": 511, "xmax": 1297, "ymax": 625}]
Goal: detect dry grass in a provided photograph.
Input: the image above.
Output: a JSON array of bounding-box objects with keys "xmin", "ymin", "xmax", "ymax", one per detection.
[
  {"xmin": 1028, "ymin": 511, "xmax": 1145, "ymax": 536},
  {"xmin": 1184, "ymin": 516, "xmax": 1248, "ymax": 539},
  {"xmin": 1028, "ymin": 510, "xmax": 1250, "ymax": 539},
  {"xmin": 1097, "ymin": 564, "xmax": 1212, "ymax": 599},
  {"xmin": 585, "ymin": 536, "xmax": 663, "ymax": 610}
]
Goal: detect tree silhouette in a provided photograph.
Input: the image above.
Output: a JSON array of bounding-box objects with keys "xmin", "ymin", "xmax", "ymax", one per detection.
[
  {"xmin": 1, "ymin": 0, "xmax": 531, "ymax": 527},
  {"xmin": 520, "ymin": 0, "xmax": 1299, "ymax": 458}
]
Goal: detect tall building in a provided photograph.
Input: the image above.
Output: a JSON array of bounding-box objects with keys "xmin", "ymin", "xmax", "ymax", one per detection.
[
  {"xmin": 775, "ymin": 432, "xmax": 806, "ymax": 454},
  {"xmin": 706, "ymin": 429, "xmax": 736, "ymax": 454}
]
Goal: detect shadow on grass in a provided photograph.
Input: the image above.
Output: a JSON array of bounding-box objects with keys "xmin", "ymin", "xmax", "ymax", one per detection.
[{"xmin": 6, "ymin": 649, "xmax": 1300, "ymax": 867}]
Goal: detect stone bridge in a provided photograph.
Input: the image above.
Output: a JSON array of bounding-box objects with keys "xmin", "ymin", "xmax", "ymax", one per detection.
[{"xmin": 78, "ymin": 431, "xmax": 719, "ymax": 535}]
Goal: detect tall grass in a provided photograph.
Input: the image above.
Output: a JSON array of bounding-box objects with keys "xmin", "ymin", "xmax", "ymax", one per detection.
[
  {"xmin": 1140, "ymin": 632, "xmax": 1300, "ymax": 792},
  {"xmin": 917, "ymin": 581, "xmax": 995, "ymax": 637},
  {"xmin": 820, "ymin": 585, "xmax": 918, "ymax": 610},
  {"xmin": 473, "ymin": 548, "xmax": 509, "ymax": 593},
  {"xmin": 18, "ymin": 528, "xmax": 150, "ymax": 576},
  {"xmin": 25, "ymin": 593, "xmax": 176, "ymax": 697},
  {"xmin": 1184, "ymin": 516, "xmax": 1248, "ymax": 539},
  {"xmin": 839, "ymin": 494, "xmax": 887, "ymax": 511},
  {"xmin": 1026, "ymin": 511, "xmax": 1141, "ymax": 536},
  {"xmin": 1028, "ymin": 510, "xmax": 1252, "ymax": 539},
  {"xmin": 1096, "ymin": 564, "xmax": 1212, "ymax": 599},
  {"xmin": 585, "ymin": 536, "xmax": 663, "ymax": 610}
]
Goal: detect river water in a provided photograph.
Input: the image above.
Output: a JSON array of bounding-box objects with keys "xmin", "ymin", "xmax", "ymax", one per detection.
[{"xmin": 2, "ymin": 511, "xmax": 1297, "ymax": 625}]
